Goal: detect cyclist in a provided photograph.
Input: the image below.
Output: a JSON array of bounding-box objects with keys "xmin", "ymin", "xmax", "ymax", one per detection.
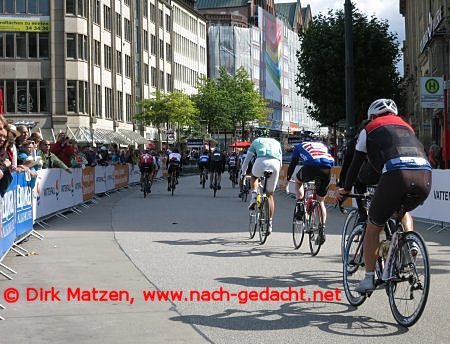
[
  {"xmin": 237, "ymin": 149, "xmax": 252, "ymax": 198},
  {"xmin": 240, "ymin": 129, "xmax": 282, "ymax": 234},
  {"xmin": 209, "ymin": 147, "xmax": 226, "ymax": 190},
  {"xmin": 227, "ymin": 151, "xmax": 238, "ymax": 183},
  {"xmin": 286, "ymin": 134, "xmax": 334, "ymax": 244},
  {"xmin": 166, "ymin": 148, "xmax": 182, "ymax": 191},
  {"xmin": 150, "ymin": 150, "xmax": 160, "ymax": 182},
  {"xmin": 197, "ymin": 150, "xmax": 210, "ymax": 184},
  {"xmin": 139, "ymin": 149, "xmax": 156, "ymax": 192},
  {"xmin": 338, "ymin": 99, "xmax": 432, "ymax": 293}
]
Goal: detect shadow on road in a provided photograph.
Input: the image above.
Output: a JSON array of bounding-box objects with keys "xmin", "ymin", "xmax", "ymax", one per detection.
[{"xmin": 170, "ymin": 301, "xmax": 408, "ymax": 336}]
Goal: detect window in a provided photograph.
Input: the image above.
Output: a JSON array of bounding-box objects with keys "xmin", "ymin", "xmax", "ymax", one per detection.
[
  {"xmin": 66, "ymin": 33, "xmax": 76, "ymax": 58},
  {"xmin": 116, "ymin": 50, "xmax": 122, "ymax": 75},
  {"xmin": 27, "ymin": 33, "xmax": 37, "ymax": 57},
  {"xmin": 103, "ymin": 5, "xmax": 111, "ymax": 31},
  {"xmin": 126, "ymin": 94, "xmax": 132, "ymax": 122},
  {"xmin": 150, "ymin": 34, "xmax": 156, "ymax": 55},
  {"xmin": 116, "ymin": 13, "xmax": 122, "ymax": 37},
  {"xmin": 78, "ymin": 80, "xmax": 88, "ymax": 113},
  {"xmin": 143, "ymin": 0, "xmax": 148, "ymax": 18},
  {"xmin": 151, "ymin": 67, "xmax": 157, "ymax": 87},
  {"xmin": 150, "ymin": 3, "xmax": 156, "ymax": 23},
  {"xmin": 16, "ymin": 32, "xmax": 26, "ymax": 58},
  {"xmin": 143, "ymin": 30, "xmax": 148, "ymax": 51},
  {"xmin": 94, "ymin": 84, "xmax": 102, "ymax": 117},
  {"xmin": 125, "ymin": 55, "xmax": 132, "ymax": 78},
  {"xmin": 93, "ymin": 0, "xmax": 100, "ymax": 24},
  {"xmin": 104, "ymin": 45, "xmax": 111, "ymax": 70},
  {"xmin": 144, "ymin": 64, "xmax": 149, "ymax": 84},
  {"xmin": 39, "ymin": 0, "xmax": 49, "ymax": 14},
  {"xmin": 116, "ymin": 91, "xmax": 123, "ymax": 121},
  {"xmin": 166, "ymin": 73, "xmax": 172, "ymax": 92},
  {"xmin": 39, "ymin": 33, "xmax": 48, "ymax": 58},
  {"xmin": 67, "ymin": 80, "xmax": 77, "ymax": 112},
  {"xmin": 66, "ymin": 0, "xmax": 86, "ymax": 17},
  {"xmin": 124, "ymin": 0, "xmax": 130, "ymax": 6},
  {"xmin": 165, "ymin": 14, "xmax": 170, "ymax": 31},
  {"xmin": 105, "ymin": 87, "xmax": 112, "ymax": 119},
  {"xmin": 166, "ymin": 43, "xmax": 171, "ymax": 62},
  {"xmin": 66, "ymin": 33, "xmax": 88, "ymax": 61},
  {"xmin": 159, "ymin": 9, "xmax": 163, "ymax": 28},
  {"xmin": 159, "ymin": 71, "xmax": 164, "ymax": 90},
  {"xmin": 159, "ymin": 39, "xmax": 164, "ymax": 59},
  {"xmin": 93, "ymin": 40, "xmax": 101, "ymax": 66},
  {"xmin": 124, "ymin": 18, "xmax": 131, "ymax": 42},
  {"xmin": 0, "ymin": 79, "xmax": 50, "ymax": 113}
]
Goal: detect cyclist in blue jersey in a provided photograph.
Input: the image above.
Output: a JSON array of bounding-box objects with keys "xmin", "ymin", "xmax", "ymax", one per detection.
[
  {"xmin": 286, "ymin": 136, "xmax": 335, "ymax": 244},
  {"xmin": 240, "ymin": 129, "xmax": 282, "ymax": 234},
  {"xmin": 197, "ymin": 150, "xmax": 210, "ymax": 184}
]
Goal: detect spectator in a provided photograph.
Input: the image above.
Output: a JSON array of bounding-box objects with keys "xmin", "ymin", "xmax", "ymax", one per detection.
[
  {"xmin": 69, "ymin": 143, "xmax": 87, "ymax": 168},
  {"xmin": 38, "ymin": 140, "xmax": 71, "ymax": 172},
  {"xmin": 0, "ymin": 117, "xmax": 14, "ymax": 195},
  {"xmin": 428, "ymin": 142, "xmax": 441, "ymax": 169},
  {"xmin": 17, "ymin": 140, "xmax": 40, "ymax": 188},
  {"xmin": 80, "ymin": 145, "xmax": 97, "ymax": 166},
  {"xmin": 15, "ymin": 125, "xmax": 29, "ymax": 148},
  {"xmin": 51, "ymin": 133, "xmax": 74, "ymax": 166},
  {"xmin": 97, "ymin": 146, "xmax": 109, "ymax": 166},
  {"xmin": 29, "ymin": 132, "xmax": 43, "ymax": 146},
  {"xmin": 110, "ymin": 143, "xmax": 120, "ymax": 164}
]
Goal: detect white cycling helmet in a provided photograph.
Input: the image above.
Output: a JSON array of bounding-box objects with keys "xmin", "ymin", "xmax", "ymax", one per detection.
[{"xmin": 367, "ymin": 99, "xmax": 398, "ymax": 119}]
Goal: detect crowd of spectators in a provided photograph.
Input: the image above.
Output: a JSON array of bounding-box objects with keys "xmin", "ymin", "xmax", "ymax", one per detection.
[{"xmin": 0, "ymin": 117, "xmax": 146, "ymax": 195}]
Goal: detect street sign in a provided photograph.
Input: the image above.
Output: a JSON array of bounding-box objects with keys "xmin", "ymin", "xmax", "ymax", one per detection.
[{"xmin": 420, "ymin": 77, "xmax": 444, "ymax": 108}]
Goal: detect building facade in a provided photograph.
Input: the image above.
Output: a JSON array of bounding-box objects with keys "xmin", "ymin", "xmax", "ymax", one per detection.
[
  {"xmin": 400, "ymin": 0, "xmax": 449, "ymax": 164},
  {"xmin": 197, "ymin": 0, "xmax": 321, "ymax": 138},
  {"xmin": 0, "ymin": 0, "xmax": 206, "ymax": 145}
]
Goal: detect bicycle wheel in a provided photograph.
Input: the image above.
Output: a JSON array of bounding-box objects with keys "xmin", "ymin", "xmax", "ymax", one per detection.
[
  {"xmin": 343, "ymin": 224, "xmax": 367, "ymax": 306},
  {"xmin": 341, "ymin": 208, "xmax": 359, "ymax": 260},
  {"xmin": 308, "ymin": 202, "xmax": 322, "ymax": 256},
  {"xmin": 388, "ymin": 231, "xmax": 430, "ymax": 327},
  {"xmin": 258, "ymin": 197, "xmax": 270, "ymax": 245},
  {"xmin": 248, "ymin": 209, "xmax": 257, "ymax": 239},
  {"xmin": 292, "ymin": 204, "xmax": 305, "ymax": 250}
]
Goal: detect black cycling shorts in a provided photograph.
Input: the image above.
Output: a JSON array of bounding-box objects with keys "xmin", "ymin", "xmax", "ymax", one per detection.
[
  {"xmin": 296, "ymin": 165, "xmax": 331, "ymax": 197},
  {"xmin": 368, "ymin": 169, "xmax": 431, "ymax": 226},
  {"xmin": 140, "ymin": 164, "xmax": 154, "ymax": 174},
  {"xmin": 210, "ymin": 161, "xmax": 224, "ymax": 173}
]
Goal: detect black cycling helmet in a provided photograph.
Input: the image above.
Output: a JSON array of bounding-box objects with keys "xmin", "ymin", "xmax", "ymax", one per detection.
[
  {"xmin": 256, "ymin": 128, "xmax": 270, "ymax": 137},
  {"xmin": 172, "ymin": 148, "xmax": 179, "ymax": 153}
]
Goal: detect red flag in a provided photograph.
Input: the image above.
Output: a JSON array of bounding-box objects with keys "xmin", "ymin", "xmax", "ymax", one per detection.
[{"xmin": 0, "ymin": 88, "xmax": 4, "ymax": 114}]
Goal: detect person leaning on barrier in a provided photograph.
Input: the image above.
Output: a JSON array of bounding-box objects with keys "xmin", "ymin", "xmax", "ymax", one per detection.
[
  {"xmin": 38, "ymin": 140, "xmax": 71, "ymax": 173},
  {"xmin": 0, "ymin": 117, "xmax": 14, "ymax": 195}
]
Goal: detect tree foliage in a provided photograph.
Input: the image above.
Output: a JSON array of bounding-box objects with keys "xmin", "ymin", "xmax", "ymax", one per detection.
[
  {"xmin": 193, "ymin": 67, "xmax": 269, "ymax": 139},
  {"xmin": 296, "ymin": 6, "xmax": 402, "ymax": 126}
]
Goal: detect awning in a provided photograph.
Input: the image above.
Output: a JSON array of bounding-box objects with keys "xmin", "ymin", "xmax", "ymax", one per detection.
[
  {"xmin": 118, "ymin": 129, "xmax": 148, "ymax": 145},
  {"xmin": 95, "ymin": 128, "xmax": 130, "ymax": 146},
  {"xmin": 67, "ymin": 127, "xmax": 110, "ymax": 144}
]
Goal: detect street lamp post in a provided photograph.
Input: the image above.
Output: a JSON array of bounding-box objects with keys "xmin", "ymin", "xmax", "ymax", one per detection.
[{"xmin": 344, "ymin": 0, "xmax": 356, "ymax": 140}]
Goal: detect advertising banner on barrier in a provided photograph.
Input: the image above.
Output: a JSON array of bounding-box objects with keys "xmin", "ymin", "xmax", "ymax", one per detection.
[
  {"xmin": 114, "ymin": 164, "xmax": 129, "ymax": 189},
  {"xmin": 0, "ymin": 176, "xmax": 17, "ymax": 257},
  {"xmin": 106, "ymin": 165, "xmax": 115, "ymax": 191},
  {"xmin": 58, "ymin": 168, "xmax": 77, "ymax": 210},
  {"xmin": 128, "ymin": 164, "xmax": 141, "ymax": 184},
  {"xmin": 35, "ymin": 169, "xmax": 60, "ymax": 219},
  {"xmin": 412, "ymin": 170, "xmax": 450, "ymax": 222},
  {"xmin": 95, "ymin": 166, "xmax": 106, "ymax": 194},
  {"xmin": 15, "ymin": 173, "xmax": 33, "ymax": 237},
  {"xmin": 82, "ymin": 166, "xmax": 95, "ymax": 201},
  {"xmin": 325, "ymin": 167, "xmax": 352, "ymax": 207},
  {"xmin": 72, "ymin": 168, "xmax": 83, "ymax": 205}
]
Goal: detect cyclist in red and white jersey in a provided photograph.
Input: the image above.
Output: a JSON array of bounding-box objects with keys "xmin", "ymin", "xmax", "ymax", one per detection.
[
  {"xmin": 166, "ymin": 148, "xmax": 182, "ymax": 191},
  {"xmin": 338, "ymin": 99, "xmax": 432, "ymax": 293}
]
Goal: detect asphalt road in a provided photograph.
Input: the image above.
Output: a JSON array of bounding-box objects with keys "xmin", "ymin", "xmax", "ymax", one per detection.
[
  {"xmin": 2, "ymin": 174, "xmax": 449, "ymax": 343},
  {"xmin": 113, "ymin": 175, "xmax": 450, "ymax": 344}
]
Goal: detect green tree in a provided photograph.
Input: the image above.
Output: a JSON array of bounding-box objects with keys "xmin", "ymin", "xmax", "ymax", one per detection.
[
  {"xmin": 165, "ymin": 91, "xmax": 198, "ymax": 144},
  {"xmin": 194, "ymin": 67, "xmax": 270, "ymax": 142},
  {"xmin": 296, "ymin": 5, "xmax": 402, "ymax": 127}
]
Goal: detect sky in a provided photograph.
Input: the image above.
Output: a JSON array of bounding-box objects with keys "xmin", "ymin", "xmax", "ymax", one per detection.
[{"xmin": 275, "ymin": 0, "xmax": 405, "ymax": 75}]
